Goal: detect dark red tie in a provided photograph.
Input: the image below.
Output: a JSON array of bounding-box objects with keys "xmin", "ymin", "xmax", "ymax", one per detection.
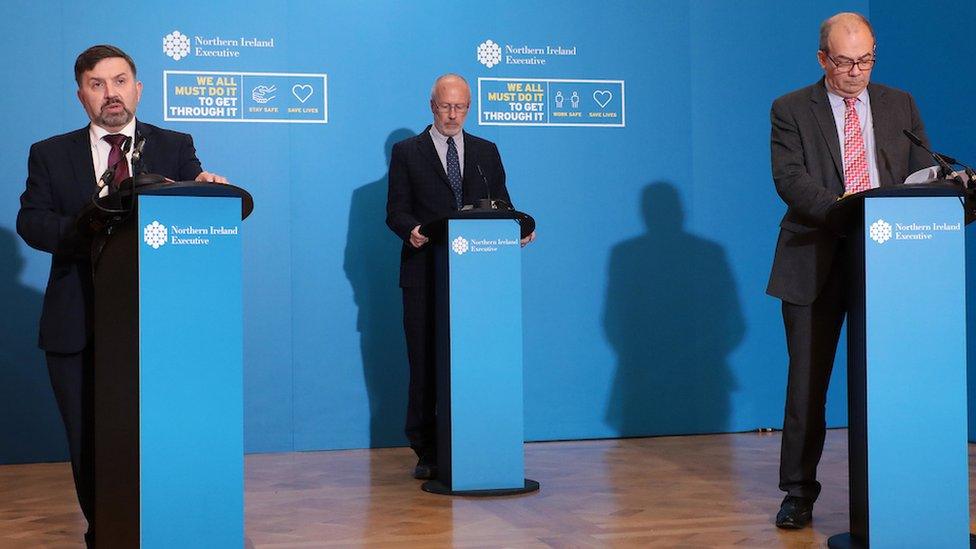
[{"xmin": 103, "ymin": 134, "xmax": 130, "ymax": 189}]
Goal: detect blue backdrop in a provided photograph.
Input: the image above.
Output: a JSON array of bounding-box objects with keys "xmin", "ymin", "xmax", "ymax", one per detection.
[{"xmin": 2, "ymin": 0, "xmax": 974, "ymax": 463}]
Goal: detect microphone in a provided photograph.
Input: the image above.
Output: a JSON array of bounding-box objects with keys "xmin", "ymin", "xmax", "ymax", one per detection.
[
  {"xmin": 903, "ymin": 130, "xmax": 961, "ymax": 182},
  {"xmin": 476, "ymin": 164, "xmax": 493, "ymax": 210},
  {"xmin": 95, "ymin": 137, "xmax": 132, "ymax": 196},
  {"xmin": 87, "ymin": 135, "xmax": 141, "ymax": 228},
  {"xmin": 97, "ymin": 168, "xmax": 115, "ymax": 190},
  {"xmin": 92, "ymin": 135, "xmax": 132, "ymax": 202},
  {"xmin": 131, "ymin": 132, "xmax": 146, "ymax": 176},
  {"xmin": 117, "ymin": 135, "xmax": 132, "ymax": 163},
  {"xmin": 127, "ymin": 130, "xmax": 167, "ymax": 189},
  {"xmin": 903, "ymin": 129, "xmax": 975, "ymax": 189}
]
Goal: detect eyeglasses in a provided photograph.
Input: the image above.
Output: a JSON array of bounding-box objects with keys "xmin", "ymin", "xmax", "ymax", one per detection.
[
  {"xmin": 825, "ymin": 53, "xmax": 876, "ymax": 72},
  {"xmin": 434, "ymin": 103, "xmax": 469, "ymax": 113}
]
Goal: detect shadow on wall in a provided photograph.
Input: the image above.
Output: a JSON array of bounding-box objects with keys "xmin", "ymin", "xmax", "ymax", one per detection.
[
  {"xmin": 0, "ymin": 227, "xmax": 68, "ymax": 464},
  {"xmin": 344, "ymin": 128, "xmax": 416, "ymax": 448},
  {"xmin": 603, "ymin": 182, "xmax": 745, "ymax": 436}
]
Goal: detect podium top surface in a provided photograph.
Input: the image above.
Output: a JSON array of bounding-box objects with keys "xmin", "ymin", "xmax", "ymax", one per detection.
[
  {"xmin": 126, "ymin": 180, "xmax": 254, "ymax": 216},
  {"xmin": 77, "ymin": 180, "xmax": 254, "ymax": 236},
  {"xmin": 826, "ymin": 181, "xmax": 965, "ymax": 234},
  {"xmin": 420, "ymin": 208, "xmax": 535, "ymax": 240}
]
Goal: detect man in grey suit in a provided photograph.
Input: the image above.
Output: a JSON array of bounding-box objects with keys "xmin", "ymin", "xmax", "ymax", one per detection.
[{"xmin": 766, "ymin": 13, "xmax": 933, "ymax": 529}]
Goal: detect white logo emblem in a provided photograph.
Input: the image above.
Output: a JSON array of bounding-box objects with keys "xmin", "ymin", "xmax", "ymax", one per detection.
[
  {"xmin": 144, "ymin": 221, "xmax": 168, "ymax": 249},
  {"xmin": 593, "ymin": 90, "xmax": 613, "ymax": 108},
  {"xmin": 477, "ymin": 40, "xmax": 502, "ymax": 68},
  {"xmin": 869, "ymin": 219, "xmax": 892, "ymax": 244},
  {"xmin": 163, "ymin": 31, "xmax": 191, "ymax": 61},
  {"xmin": 292, "ymin": 84, "xmax": 314, "ymax": 103},
  {"xmin": 251, "ymin": 85, "xmax": 277, "ymax": 104},
  {"xmin": 451, "ymin": 236, "xmax": 469, "ymax": 255}
]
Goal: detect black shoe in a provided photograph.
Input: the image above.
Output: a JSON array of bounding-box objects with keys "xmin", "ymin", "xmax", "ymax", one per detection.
[
  {"xmin": 413, "ymin": 459, "xmax": 438, "ymax": 480},
  {"xmin": 776, "ymin": 496, "xmax": 814, "ymax": 529}
]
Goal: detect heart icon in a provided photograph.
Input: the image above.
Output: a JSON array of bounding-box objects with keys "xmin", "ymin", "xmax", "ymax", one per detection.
[
  {"xmin": 292, "ymin": 84, "xmax": 314, "ymax": 103},
  {"xmin": 593, "ymin": 90, "xmax": 612, "ymax": 109}
]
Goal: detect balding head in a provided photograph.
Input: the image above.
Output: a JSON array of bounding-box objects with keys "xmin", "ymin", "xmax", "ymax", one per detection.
[
  {"xmin": 817, "ymin": 12, "xmax": 876, "ymax": 98},
  {"xmin": 819, "ymin": 12, "xmax": 875, "ymax": 54},
  {"xmin": 430, "ymin": 73, "xmax": 470, "ymax": 101}
]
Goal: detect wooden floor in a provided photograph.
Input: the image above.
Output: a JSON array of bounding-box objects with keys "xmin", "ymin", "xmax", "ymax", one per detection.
[{"xmin": 2, "ymin": 430, "xmax": 974, "ymax": 547}]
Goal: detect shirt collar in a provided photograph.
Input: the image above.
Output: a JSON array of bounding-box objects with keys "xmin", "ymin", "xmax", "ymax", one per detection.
[
  {"xmin": 89, "ymin": 117, "xmax": 137, "ymax": 145},
  {"xmin": 825, "ymin": 83, "xmax": 871, "ymax": 108},
  {"xmin": 429, "ymin": 124, "xmax": 463, "ymax": 145}
]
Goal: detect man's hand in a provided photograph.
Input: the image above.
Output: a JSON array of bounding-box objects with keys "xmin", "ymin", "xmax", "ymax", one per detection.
[
  {"xmin": 410, "ymin": 225, "xmax": 429, "ymax": 248},
  {"xmin": 196, "ymin": 171, "xmax": 229, "ymax": 184},
  {"xmin": 520, "ymin": 230, "xmax": 536, "ymax": 247}
]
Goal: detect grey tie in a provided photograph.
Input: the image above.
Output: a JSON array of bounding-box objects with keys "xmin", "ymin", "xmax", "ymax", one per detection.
[{"xmin": 446, "ymin": 136, "xmax": 462, "ymax": 209}]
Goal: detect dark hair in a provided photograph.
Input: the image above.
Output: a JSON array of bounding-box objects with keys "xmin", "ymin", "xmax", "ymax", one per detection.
[{"xmin": 74, "ymin": 44, "xmax": 137, "ymax": 86}]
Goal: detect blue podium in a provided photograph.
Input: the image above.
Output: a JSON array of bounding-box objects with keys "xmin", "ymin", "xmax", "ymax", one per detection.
[
  {"xmin": 825, "ymin": 183, "xmax": 973, "ymax": 548},
  {"xmin": 82, "ymin": 181, "xmax": 253, "ymax": 548},
  {"xmin": 418, "ymin": 210, "xmax": 538, "ymax": 496}
]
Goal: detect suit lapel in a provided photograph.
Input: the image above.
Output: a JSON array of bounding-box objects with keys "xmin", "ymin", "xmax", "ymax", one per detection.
[
  {"xmin": 867, "ymin": 84, "xmax": 896, "ymax": 186},
  {"xmin": 417, "ymin": 127, "xmax": 452, "ymax": 190},
  {"xmin": 809, "ymin": 82, "xmax": 844, "ymax": 191},
  {"xmin": 135, "ymin": 120, "xmax": 155, "ymax": 174},
  {"xmin": 67, "ymin": 127, "xmax": 96, "ymax": 201},
  {"xmin": 461, "ymin": 131, "xmax": 478, "ymax": 200}
]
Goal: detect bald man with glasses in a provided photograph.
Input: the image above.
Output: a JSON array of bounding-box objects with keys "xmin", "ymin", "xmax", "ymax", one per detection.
[{"xmin": 766, "ymin": 12, "xmax": 934, "ymax": 529}]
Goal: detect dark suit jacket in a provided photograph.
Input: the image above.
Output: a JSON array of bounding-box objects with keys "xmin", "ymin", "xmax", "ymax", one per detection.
[
  {"xmin": 16, "ymin": 120, "xmax": 204, "ymax": 353},
  {"xmin": 766, "ymin": 80, "xmax": 933, "ymax": 305},
  {"xmin": 386, "ymin": 126, "xmax": 512, "ymax": 287}
]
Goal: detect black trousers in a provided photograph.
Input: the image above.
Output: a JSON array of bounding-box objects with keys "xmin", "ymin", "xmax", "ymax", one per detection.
[
  {"xmin": 779, "ymin": 248, "xmax": 849, "ymax": 501},
  {"xmin": 46, "ymin": 347, "xmax": 94, "ymax": 536},
  {"xmin": 402, "ymin": 285, "xmax": 437, "ymax": 459}
]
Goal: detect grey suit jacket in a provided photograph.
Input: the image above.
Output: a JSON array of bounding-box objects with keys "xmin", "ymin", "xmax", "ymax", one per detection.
[{"xmin": 766, "ymin": 79, "xmax": 933, "ymax": 305}]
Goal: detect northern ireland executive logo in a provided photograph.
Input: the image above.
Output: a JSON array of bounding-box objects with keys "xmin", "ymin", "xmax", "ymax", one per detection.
[
  {"xmin": 477, "ymin": 40, "xmax": 502, "ymax": 68},
  {"xmin": 451, "ymin": 236, "xmax": 469, "ymax": 255},
  {"xmin": 869, "ymin": 219, "xmax": 892, "ymax": 244},
  {"xmin": 144, "ymin": 221, "xmax": 168, "ymax": 249},
  {"xmin": 163, "ymin": 31, "xmax": 191, "ymax": 61},
  {"xmin": 475, "ymin": 38, "xmax": 578, "ymax": 69},
  {"xmin": 162, "ymin": 30, "xmax": 276, "ymax": 62}
]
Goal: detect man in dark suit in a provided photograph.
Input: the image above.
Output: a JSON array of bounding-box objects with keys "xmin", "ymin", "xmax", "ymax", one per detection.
[
  {"xmin": 16, "ymin": 44, "xmax": 226, "ymax": 547},
  {"xmin": 386, "ymin": 74, "xmax": 534, "ymax": 479},
  {"xmin": 767, "ymin": 13, "xmax": 933, "ymax": 529}
]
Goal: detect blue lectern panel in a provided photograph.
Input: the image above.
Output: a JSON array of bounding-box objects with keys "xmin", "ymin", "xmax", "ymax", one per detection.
[
  {"xmin": 138, "ymin": 195, "xmax": 244, "ymax": 547},
  {"xmin": 447, "ymin": 219, "xmax": 524, "ymax": 490},
  {"xmin": 864, "ymin": 196, "xmax": 969, "ymax": 547}
]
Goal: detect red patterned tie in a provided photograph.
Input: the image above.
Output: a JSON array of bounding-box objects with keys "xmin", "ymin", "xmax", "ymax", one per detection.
[
  {"xmin": 103, "ymin": 134, "xmax": 130, "ymax": 190},
  {"xmin": 842, "ymin": 97, "xmax": 870, "ymax": 194}
]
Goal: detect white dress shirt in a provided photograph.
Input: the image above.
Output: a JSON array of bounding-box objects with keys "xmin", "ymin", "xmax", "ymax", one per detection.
[{"xmin": 89, "ymin": 118, "xmax": 136, "ymax": 197}]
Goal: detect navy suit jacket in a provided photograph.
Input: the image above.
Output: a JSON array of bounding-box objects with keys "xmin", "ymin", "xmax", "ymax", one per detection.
[
  {"xmin": 17, "ymin": 120, "xmax": 204, "ymax": 353},
  {"xmin": 386, "ymin": 126, "xmax": 512, "ymax": 287},
  {"xmin": 766, "ymin": 80, "xmax": 933, "ymax": 305}
]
